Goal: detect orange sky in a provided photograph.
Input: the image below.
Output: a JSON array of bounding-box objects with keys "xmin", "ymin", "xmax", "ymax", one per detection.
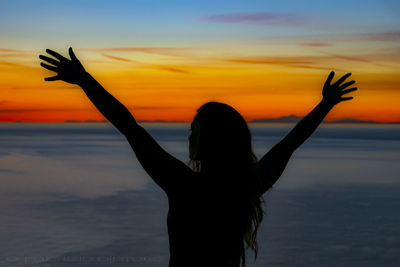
[
  {"xmin": 1, "ymin": 46, "xmax": 399, "ymax": 123},
  {"xmin": 1, "ymin": 1, "xmax": 400, "ymax": 123}
]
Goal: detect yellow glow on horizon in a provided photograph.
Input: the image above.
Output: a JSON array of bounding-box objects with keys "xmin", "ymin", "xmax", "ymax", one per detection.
[{"xmin": 0, "ymin": 48, "xmax": 399, "ymax": 123}]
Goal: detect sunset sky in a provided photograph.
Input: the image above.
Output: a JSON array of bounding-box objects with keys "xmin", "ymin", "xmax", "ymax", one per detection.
[{"xmin": 0, "ymin": 0, "xmax": 399, "ymax": 122}]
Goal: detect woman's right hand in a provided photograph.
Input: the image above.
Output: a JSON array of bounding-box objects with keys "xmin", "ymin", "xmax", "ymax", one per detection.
[{"xmin": 39, "ymin": 47, "xmax": 87, "ymax": 84}]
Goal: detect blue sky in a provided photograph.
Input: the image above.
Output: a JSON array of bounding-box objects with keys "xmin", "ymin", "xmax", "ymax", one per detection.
[{"xmin": 1, "ymin": 0, "xmax": 399, "ymax": 48}]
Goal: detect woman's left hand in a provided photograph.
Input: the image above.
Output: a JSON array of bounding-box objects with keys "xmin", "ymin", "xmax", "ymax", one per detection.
[{"xmin": 322, "ymin": 71, "xmax": 357, "ymax": 107}]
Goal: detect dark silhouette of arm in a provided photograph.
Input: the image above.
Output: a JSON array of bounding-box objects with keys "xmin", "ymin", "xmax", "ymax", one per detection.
[
  {"xmin": 39, "ymin": 48, "xmax": 193, "ymax": 194},
  {"xmin": 259, "ymin": 72, "xmax": 357, "ymax": 193}
]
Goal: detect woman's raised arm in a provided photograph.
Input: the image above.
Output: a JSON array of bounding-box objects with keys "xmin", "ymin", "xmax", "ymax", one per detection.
[
  {"xmin": 40, "ymin": 48, "xmax": 135, "ymax": 134},
  {"xmin": 39, "ymin": 48, "xmax": 193, "ymax": 194},
  {"xmin": 258, "ymin": 71, "xmax": 357, "ymax": 194}
]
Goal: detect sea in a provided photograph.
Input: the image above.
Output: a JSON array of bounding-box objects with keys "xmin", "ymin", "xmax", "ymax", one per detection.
[{"xmin": 0, "ymin": 122, "xmax": 399, "ymax": 267}]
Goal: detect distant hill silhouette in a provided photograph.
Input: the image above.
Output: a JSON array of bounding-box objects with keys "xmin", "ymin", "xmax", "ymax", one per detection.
[
  {"xmin": 64, "ymin": 120, "xmax": 107, "ymax": 123},
  {"xmin": 137, "ymin": 120, "xmax": 186, "ymax": 123},
  {"xmin": 63, "ymin": 120, "xmax": 185, "ymax": 123},
  {"xmin": 251, "ymin": 115, "xmax": 302, "ymax": 123},
  {"xmin": 58, "ymin": 117, "xmax": 400, "ymax": 124},
  {"xmin": 329, "ymin": 118, "xmax": 377, "ymax": 124}
]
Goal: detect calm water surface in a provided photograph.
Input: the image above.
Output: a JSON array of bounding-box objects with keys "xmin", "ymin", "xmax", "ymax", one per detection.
[{"xmin": 0, "ymin": 122, "xmax": 399, "ymax": 266}]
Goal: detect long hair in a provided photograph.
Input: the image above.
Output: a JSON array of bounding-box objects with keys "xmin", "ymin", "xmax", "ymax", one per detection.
[{"xmin": 188, "ymin": 101, "xmax": 265, "ymax": 267}]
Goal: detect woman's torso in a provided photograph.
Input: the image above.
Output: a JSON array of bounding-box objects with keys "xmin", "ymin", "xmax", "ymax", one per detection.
[{"xmin": 166, "ymin": 172, "xmax": 244, "ymax": 267}]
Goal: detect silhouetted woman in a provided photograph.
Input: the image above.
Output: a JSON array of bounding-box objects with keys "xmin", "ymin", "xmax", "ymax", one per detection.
[{"xmin": 39, "ymin": 48, "xmax": 357, "ymax": 267}]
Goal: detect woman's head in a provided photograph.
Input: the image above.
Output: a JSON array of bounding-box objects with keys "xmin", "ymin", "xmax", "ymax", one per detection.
[
  {"xmin": 189, "ymin": 101, "xmax": 264, "ymax": 267},
  {"xmin": 189, "ymin": 101, "xmax": 254, "ymax": 171}
]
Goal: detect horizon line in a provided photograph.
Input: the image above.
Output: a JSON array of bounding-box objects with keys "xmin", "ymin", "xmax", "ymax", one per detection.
[{"xmin": 1, "ymin": 117, "xmax": 400, "ymax": 124}]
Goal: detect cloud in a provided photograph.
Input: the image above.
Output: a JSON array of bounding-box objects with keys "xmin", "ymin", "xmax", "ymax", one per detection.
[
  {"xmin": 322, "ymin": 52, "xmax": 370, "ymax": 63},
  {"xmin": 0, "ymin": 60, "xmax": 37, "ymax": 71},
  {"xmin": 101, "ymin": 53, "xmax": 136, "ymax": 62},
  {"xmin": 361, "ymin": 32, "xmax": 400, "ymax": 42},
  {"xmin": 93, "ymin": 51, "xmax": 191, "ymax": 74},
  {"xmin": 227, "ymin": 52, "xmax": 375, "ymax": 70},
  {"xmin": 84, "ymin": 47, "xmax": 192, "ymax": 57},
  {"xmin": 227, "ymin": 56, "xmax": 336, "ymax": 71},
  {"xmin": 0, "ymin": 48, "xmax": 32, "ymax": 59},
  {"xmin": 286, "ymin": 64, "xmax": 339, "ymax": 71},
  {"xmin": 130, "ymin": 106, "xmax": 176, "ymax": 110},
  {"xmin": 0, "ymin": 108, "xmax": 86, "ymax": 113},
  {"xmin": 0, "ymin": 109, "xmax": 41, "ymax": 113},
  {"xmin": 157, "ymin": 66, "xmax": 190, "ymax": 74},
  {"xmin": 0, "ymin": 48, "xmax": 27, "ymax": 53},
  {"xmin": 0, "ymin": 53, "xmax": 31, "ymax": 58},
  {"xmin": 317, "ymin": 51, "xmax": 391, "ymax": 68},
  {"xmin": 199, "ymin": 12, "xmax": 306, "ymax": 26},
  {"xmin": 228, "ymin": 56, "xmax": 313, "ymax": 65},
  {"xmin": 300, "ymin": 42, "xmax": 332, "ymax": 47},
  {"xmin": 0, "ymin": 61, "xmax": 28, "ymax": 68}
]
